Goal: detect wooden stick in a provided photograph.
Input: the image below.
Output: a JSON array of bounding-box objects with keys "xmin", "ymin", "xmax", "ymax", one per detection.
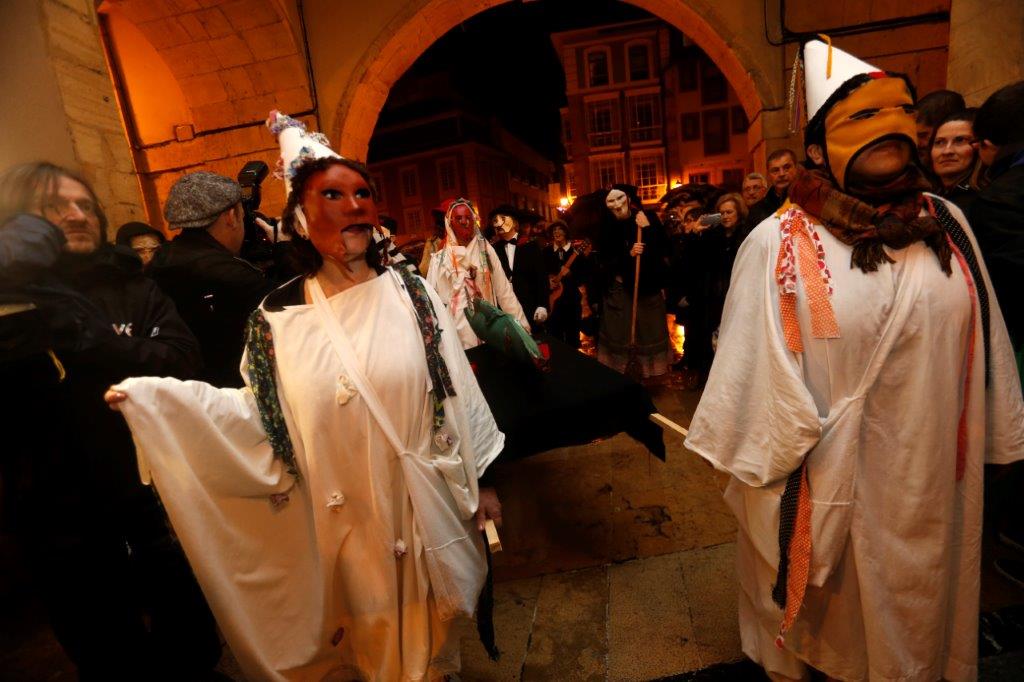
[
  {"xmin": 649, "ymin": 412, "xmax": 689, "ymax": 439},
  {"xmin": 484, "ymin": 519, "xmax": 502, "ymax": 553},
  {"xmin": 0, "ymin": 302, "xmax": 36, "ymax": 317},
  {"xmin": 628, "ymin": 221, "xmax": 642, "ymax": 347}
]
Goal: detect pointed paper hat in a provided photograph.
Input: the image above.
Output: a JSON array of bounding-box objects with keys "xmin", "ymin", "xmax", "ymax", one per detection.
[
  {"xmin": 802, "ymin": 38, "xmax": 882, "ymax": 122},
  {"xmin": 266, "ymin": 110, "xmax": 343, "ymax": 236}
]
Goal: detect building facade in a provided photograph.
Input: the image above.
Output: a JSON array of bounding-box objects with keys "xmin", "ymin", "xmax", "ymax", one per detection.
[
  {"xmin": 368, "ymin": 76, "xmax": 557, "ymax": 238},
  {"xmin": 552, "ymin": 19, "xmax": 751, "ymax": 206}
]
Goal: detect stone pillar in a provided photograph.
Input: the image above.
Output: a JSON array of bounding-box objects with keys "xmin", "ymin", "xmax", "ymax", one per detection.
[
  {"xmin": 0, "ymin": 0, "xmax": 145, "ymax": 231},
  {"xmin": 947, "ymin": 0, "xmax": 1024, "ymax": 106}
]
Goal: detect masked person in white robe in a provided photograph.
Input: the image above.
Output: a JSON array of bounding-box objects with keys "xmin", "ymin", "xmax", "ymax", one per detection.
[
  {"xmin": 685, "ymin": 40, "xmax": 1024, "ymax": 682},
  {"xmin": 105, "ymin": 112, "xmax": 505, "ymax": 681},
  {"xmin": 426, "ymin": 198, "xmax": 529, "ymax": 349}
]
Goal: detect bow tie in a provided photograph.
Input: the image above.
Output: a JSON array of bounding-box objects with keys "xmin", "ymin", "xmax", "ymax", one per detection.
[{"xmin": 506, "ymin": 238, "xmax": 517, "ymax": 246}]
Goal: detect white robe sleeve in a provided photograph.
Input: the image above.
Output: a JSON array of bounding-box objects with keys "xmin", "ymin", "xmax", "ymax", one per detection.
[
  {"xmin": 423, "ymin": 277, "xmax": 505, "ymax": 479},
  {"xmin": 425, "ymin": 251, "xmax": 446, "ymax": 299},
  {"xmin": 684, "ymin": 223, "xmax": 822, "ymax": 487},
  {"xmin": 114, "ymin": 376, "xmax": 294, "ymax": 497},
  {"xmin": 484, "ymin": 242, "xmax": 531, "ymax": 333},
  {"xmin": 111, "ymin": 369, "xmax": 327, "ymax": 681}
]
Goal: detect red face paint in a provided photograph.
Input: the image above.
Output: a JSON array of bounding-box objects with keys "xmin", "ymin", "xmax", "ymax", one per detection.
[{"xmin": 301, "ymin": 164, "xmax": 378, "ymax": 264}]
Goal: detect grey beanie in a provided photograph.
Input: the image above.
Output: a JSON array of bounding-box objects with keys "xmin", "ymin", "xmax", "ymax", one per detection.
[{"xmin": 164, "ymin": 171, "xmax": 242, "ymax": 230}]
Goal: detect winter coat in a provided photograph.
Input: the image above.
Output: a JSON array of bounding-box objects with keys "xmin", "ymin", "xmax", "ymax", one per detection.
[
  {"xmin": 969, "ymin": 152, "xmax": 1024, "ymax": 355},
  {"xmin": 149, "ymin": 228, "xmax": 277, "ymax": 387},
  {"xmin": 0, "ymin": 213, "xmax": 201, "ymax": 533}
]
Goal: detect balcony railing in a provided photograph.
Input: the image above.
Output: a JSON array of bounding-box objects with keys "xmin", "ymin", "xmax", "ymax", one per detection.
[
  {"xmin": 629, "ymin": 126, "xmax": 661, "ymax": 143},
  {"xmin": 638, "ymin": 183, "xmax": 664, "ymax": 202},
  {"xmin": 588, "ymin": 130, "xmax": 621, "ymax": 147}
]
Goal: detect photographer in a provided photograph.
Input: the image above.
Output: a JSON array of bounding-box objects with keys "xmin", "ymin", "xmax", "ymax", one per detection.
[{"xmin": 150, "ymin": 171, "xmax": 284, "ymax": 387}]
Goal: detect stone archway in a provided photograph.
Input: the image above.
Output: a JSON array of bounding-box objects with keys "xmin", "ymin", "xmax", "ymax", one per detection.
[{"xmin": 326, "ymin": 0, "xmax": 786, "ymax": 164}]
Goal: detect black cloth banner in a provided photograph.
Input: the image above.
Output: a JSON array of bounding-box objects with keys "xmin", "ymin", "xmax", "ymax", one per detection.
[{"xmin": 467, "ymin": 332, "xmax": 665, "ymax": 461}]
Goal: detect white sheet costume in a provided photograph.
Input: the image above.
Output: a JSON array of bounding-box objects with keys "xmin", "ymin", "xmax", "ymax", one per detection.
[
  {"xmin": 425, "ymin": 199, "xmax": 529, "ymax": 350},
  {"xmin": 685, "ymin": 198, "xmax": 1024, "ymax": 681},
  {"xmin": 115, "ymin": 269, "xmax": 504, "ymax": 681}
]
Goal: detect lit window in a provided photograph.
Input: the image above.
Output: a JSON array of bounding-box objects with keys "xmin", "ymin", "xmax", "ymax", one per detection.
[
  {"xmin": 437, "ymin": 159, "xmax": 457, "ymax": 194},
  {"xmin": 566, "ymin": 169, "xmax": 577, "ymax": 197},
  {"xmin": 688, "ymin": 172, "xmax": 710, "ymax": 185},
  {"xmin": 632, "ymin": 155, "xmax": 664, "ymax": 202},
  {"xmin": 400, "ymin": 168, "xmax": 418, "ymax": 199},
  {"xmin": 627, "ymin": 94, "xmax": 661, "ymax": 143},
  {"xmin": 586, "ymin": 99, "xmax": 620, "ymax": 147},
  {"xmin": 586, "ymin": 49, "xmax": 610, "ymax": 88},
  {"xmin": 628, "ymin": 43, "xmax": 651, "ymax": 81},
  {"xmin": 591, "ymin": 157, "xmax": 623, "ymax": 188}
]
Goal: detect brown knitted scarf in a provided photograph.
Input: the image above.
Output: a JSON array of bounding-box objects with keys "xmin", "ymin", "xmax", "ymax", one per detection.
[{"xmin": 787, "ymin": 166, "xmax": 952, "ymax": 274}]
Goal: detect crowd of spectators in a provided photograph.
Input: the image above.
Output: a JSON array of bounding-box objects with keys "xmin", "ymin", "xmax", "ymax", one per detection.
[{"xmin": 2, "ymin": 75, "xmax": 1023, "ymax": 676}]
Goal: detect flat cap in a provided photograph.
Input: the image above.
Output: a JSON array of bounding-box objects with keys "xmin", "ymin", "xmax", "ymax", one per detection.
[{"xmin": 164, "ymin": 171, "xmax": 242, "ymax": 230}]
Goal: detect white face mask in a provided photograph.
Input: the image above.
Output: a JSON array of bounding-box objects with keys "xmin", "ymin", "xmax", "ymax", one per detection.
[
  {"xmin": 605, "ymin": 189, "xmax": 630, "ymax": 220},
  {"xmin": 492, "ymin": 214, "xmax": 517, "ymax": 235}
]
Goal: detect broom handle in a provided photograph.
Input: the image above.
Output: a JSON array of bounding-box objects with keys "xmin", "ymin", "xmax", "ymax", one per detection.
[{"xmin": 629, "ymin": 220, "xmax": 642, "ymax": 346}]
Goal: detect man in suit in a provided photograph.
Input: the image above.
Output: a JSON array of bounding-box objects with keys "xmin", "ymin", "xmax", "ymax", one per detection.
[{"xmin": 490, "ymin": 204, "xmax": 549, "ymax": 327}]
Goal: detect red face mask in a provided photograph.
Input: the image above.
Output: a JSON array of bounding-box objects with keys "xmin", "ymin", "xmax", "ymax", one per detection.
[
  {"xmin": 449, "ymin": 204, "xmax": 475, "ymax": 244},
  {"xmin": 301, "ymin": 164, "xmax": 378, "ymax": 264}
]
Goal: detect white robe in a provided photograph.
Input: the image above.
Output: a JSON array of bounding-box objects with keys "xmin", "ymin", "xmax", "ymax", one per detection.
[
  {"xmin": 115, "ymin": 272, "xmax": 504, "ymax": 681},
  {"xmin": 685, "ymin": 198, "xmax": 1024, "ymax": 681},
  {"xmin": 426, "ymin": 240, "xmax": 529, "ymax": 349}
]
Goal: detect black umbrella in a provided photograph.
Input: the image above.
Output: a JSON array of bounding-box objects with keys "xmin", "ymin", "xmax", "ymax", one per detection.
[{"xmin": 564, "ymin": 190, "xmax": 610, "ymax": 243}]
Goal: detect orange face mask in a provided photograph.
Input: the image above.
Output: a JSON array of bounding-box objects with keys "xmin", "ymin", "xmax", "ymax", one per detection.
[{"xmin": 824, "ymin": 77, "xmax": 917, "ymax": 190}]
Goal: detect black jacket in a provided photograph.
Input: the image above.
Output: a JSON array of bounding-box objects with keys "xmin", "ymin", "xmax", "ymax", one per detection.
[
  {"xmin": 150, "ymin": 228, "xmax": 277, "ymax": 387},
  {"xmin": 594, "ymin": 210, "xmax": 669, "ymax": 298},
  {"xmin": 746, "ymin": 186, "xmax": 786, "ymax": 229},
  {"xmin": 969, "ymin": 152, "xmax": 1024, "ymax": 351},
  {"xmin": 493, "ymin": 237, "xmax": 550, "ymax": 319},
  {"xmin": 0, "ymin": 214, "xmax": 201, "ymax": 531},
  {"xmin": 543, "ymin": 243, "xmax": 590, "ymax": 311}
]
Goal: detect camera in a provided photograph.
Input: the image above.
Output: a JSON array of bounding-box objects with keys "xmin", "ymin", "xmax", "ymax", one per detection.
[
  {"xmin": 237, "ymin": 161, "xmax": 275, "ymax": 266},
  {"xmin": 698, "ymin": 212, "xmax": 723, "ymax": 228}
]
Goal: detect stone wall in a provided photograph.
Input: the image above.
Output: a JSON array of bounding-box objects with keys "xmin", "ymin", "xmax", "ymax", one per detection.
[
  {"xmin": 947, "ymin": 0, "xmax": 1024, "ymax": 105},
  {"xmin": 2, "ymin": 0, "xmax": 144, "ymax": 232},
  {"xmin": 101, "ymin": 0, "xmax": 315, "ymax": 229}
]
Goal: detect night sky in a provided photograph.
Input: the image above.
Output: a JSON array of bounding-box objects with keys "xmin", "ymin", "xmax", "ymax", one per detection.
[{"xmin": 377, "ymin": 0, "xmax": 654, "ymax": 162}]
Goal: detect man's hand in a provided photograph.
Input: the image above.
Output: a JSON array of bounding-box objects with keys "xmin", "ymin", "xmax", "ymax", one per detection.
[
  {"xmin": 104, "ymin": 387, "xmax": 128, "ymax": 411},
  {"xmin": 630, "ymin": 242, "xmax": 645, "ymax": 257},
  {"xmin": 533, "ymin": 307, "xmax": 548, "ymax": 323},
  {"xmin": 636, "ymin": 212, "xmax": 650, "ymax": 228},
  {"xmin": 475, "ymin": 487, "xmax": 502, "ymax": 532}
]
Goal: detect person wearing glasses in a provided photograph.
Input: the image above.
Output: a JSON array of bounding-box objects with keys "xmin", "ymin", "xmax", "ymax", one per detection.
[{"xmin": 0, "ymin": 162, "xmax": 219, "ymax": 680}]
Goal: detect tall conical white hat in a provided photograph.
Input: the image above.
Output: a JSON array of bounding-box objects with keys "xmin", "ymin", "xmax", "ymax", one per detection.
[
  {"xmin": 265, "ymin": 110, "xmax": 342, "ymax": 236},
  {"xmin": 803, "ymin": 39, "xmax": 881, "ymax": 121}
]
